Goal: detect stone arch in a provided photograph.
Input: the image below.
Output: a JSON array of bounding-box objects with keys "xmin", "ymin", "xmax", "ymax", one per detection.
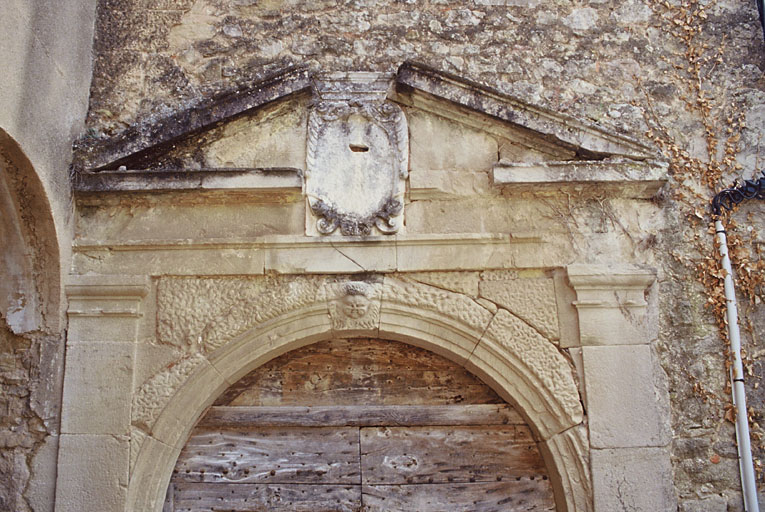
[
  {"xmin": 0, "ymin": 128, "xmax": 60, "ymax": 333},
  {"xmin": 128, "ymin": 275, "xmax": 590, "ymax": 511}
]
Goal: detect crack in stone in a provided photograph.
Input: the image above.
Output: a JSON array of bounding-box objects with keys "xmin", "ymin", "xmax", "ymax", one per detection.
[
  {"xmin": 489, "ymin": 301, "xmax": 557, "ymax": 346},
  {"xmin": 329, "ymin": 241, "xmax": 367, "ymax": 272}
]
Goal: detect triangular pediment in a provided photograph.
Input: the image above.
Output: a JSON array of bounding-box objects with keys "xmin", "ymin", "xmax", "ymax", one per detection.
[
  {"xmin": 75, "ymin": 63, "xmax": 666, "ymax": 218},
  {"xmin": 76, "ymin": 62, "xmax": 655, "ymax": 174}
]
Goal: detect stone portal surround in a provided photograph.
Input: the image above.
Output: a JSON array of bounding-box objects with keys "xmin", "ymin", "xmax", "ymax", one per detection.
[{"xmin": 57, "ymin": 265, "xmax": 670, "ymax": 512}]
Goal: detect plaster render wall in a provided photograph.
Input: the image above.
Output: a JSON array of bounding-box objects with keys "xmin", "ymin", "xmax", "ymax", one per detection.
[
  {"xmin": 0, "ymin": 1, "xmax": 97, "ymax": 511},
  {"xmin": 75, "ymin": 0, "xmax": 765, "ymax": 509},
  {"xmin": 1, "ymin": 0, "xmax": 98, "ymax": 317}
]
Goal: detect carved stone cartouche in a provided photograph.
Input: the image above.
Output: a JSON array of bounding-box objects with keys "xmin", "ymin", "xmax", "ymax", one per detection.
[{"xmin": 305, "ymin": 72, "xmax": 408, "ymax": 236}]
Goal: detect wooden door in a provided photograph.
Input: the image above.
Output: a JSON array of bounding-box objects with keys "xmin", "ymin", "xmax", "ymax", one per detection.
[{"xmin": 164, "ymin": 339, "xmax": 555, "ymax": 511}]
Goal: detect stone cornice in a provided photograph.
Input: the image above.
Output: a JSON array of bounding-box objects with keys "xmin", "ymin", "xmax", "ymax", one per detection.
[
  {"xmin": 74, "ymin": 167, "xmax": 302, "ymax": 194},
  {"xmin": 77, "ymin": 67, "xmax": 311, "ymax": 171},
  {"xmin": 395, "ymin": 61, "xmax": 658, "ymax": 161},
  {"xmin": 491, "ymin": 160, "xmax": 668, "ymax": 199}
]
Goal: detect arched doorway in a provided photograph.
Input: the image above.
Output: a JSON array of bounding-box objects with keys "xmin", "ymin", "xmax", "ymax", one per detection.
[
  {"xmin": 163, "ymin": 338, "xmax": 555, "ymax": 511},
  {"xmin": 0, "ymin": 128, "xmax": 60, "ymax": 334}
]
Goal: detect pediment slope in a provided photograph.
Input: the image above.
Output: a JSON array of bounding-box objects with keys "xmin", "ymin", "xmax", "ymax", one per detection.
[{"xmin": 74, "ymin": 63, "xmax": 661, "ymax": 197}]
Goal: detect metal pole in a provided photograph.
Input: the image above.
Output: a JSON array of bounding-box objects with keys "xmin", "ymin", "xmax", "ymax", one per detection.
[{"xmin": 716, "ymin": 219, "xmax": 760, "ymax": 512}]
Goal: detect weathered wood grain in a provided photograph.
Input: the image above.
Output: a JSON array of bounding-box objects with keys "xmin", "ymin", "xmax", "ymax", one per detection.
[
  {"xmin": 361, "ymin": 481, "xmax": 556, "ymax": 512},
  {"xmin": 171, "ymin": 482, "xmax": 362, "ymax": 512},
  {"xmin": 173, "ymin": 427, "xmax": 360, "ymax": 484},
  {"xmin": 360, "ymin": 426, "xmax": 546, "ymax": 485},
  {"xmin": 198, "ymin": 404, "xmax": 524, "ymax": 428},
  {"xmin": 215, "ymin": 338, "xmax": 501, "ymax": 406},
  {"xmin": 166, "ymin": 339, "xmax": 555, "ymax": 511},
  {"xmin": 163, "ymin": 483, "xmax": 174, "ymax": 512}
]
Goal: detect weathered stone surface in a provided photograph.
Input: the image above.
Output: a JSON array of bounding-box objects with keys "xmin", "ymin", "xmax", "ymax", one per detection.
[
  {"xmin": 404, "ymin": 197, "xmax": 544, "ymax": 235},
  {"xmin": 132, "ymin": 343, "xmax": 185, "ymax": 397},
  {"xmin": 0, "ymin": 321, "xmax": 63, "ymax": 512},
  {"xmin": 80, "ymin": 67, "xmax": 311, "ymax": 170},
  {"xmin": 470, "ymin": 309, "xmax": 582, "ymax": 438},
  {"xmin": 265, "ymin": 236, "xmax": 398, "ymax": 274},
  {"xmin": 482, "ymin": 309, "xmax": 580, "ymax": 418},
  {"xmin": 590, "ymin": 447, "xmax": 676, "ymax": 512},
  {"xmin": 408, "ymin": 169, "xmax": 491, "ymax": 199},
  {"xmin": 395, "ymin": 232, "xmax": 535, "ymax": 270},
  {"xmin": 73, "ymin": 243, "xmax": 268, "ymax": 277},
  {"xmin": 61, "ymin": 342, "xmax": 134, "ymax": 435},
  {"xmin": 404, "ymin": 271, "xmax": 480, "ymax": 297},
  {"xmin": 407, "ymin": 108, "xmax": 498, "ymax": 172},
  {"xmin": 540, "ymin": 425, "xmax": 592, "ymax": 512},
  {"xmin": 202, "ymin": 96, "xmax": 307, "ymax": 169},
  {"xmin": 76, "ymin": 201, "xmax": 304, "ymax": 242},
  {"xmin": 679, "ymin": 496, "xmax": 727, "ymax": 512},
  {"xmin": 479, "ymin": 273, "xmax": 559, "ymax": 341},
  {"xmin": 129, "ymin": 427, "xmax": 147, "ymax": 477},
  {"xmin": 157, "ymin": 275, "xmax": 325, "ymax": 352},
  {"xmin": 583, "ymin": 344, "xmax": 671, "ymax": 449},
  {"xmin": 157, "ymin": 276, "xmax": 269, "ymax": 350},
  {"xmin": 491, "ymin": 160, "xmax": 668, "ymax": 199},
  {"xmin": 0, "ymin": 448, "xmax": 31, "ymax": 512},
  {"xmin": 75, "ymin": 168, "xmax": 303, "ymax": 194},
  {"xmin": 382, "ymin": 276, "xmax": 493, "ymax": 335},
  {"xmin": 55, "ymin": 434, "xmax": 129, "ymax": 512},
  {"xmin": 26, "ymin": 434, "xmax": 58, "ymax": 512},
  {"xmin": 306, "ymin": 73, "xmax": 407, "ymax": 236},
  {"xmin": 131, "ymin": 353, "xmax": 206, "ymax": 431},
  {"xmin": 326, "ymin": 279, "xmax": 382, "ymax": 334},
  {"xmin": 568, "ymin": 264, "xmax": 656, "ymax": 346},
  {"xmin": 553, "ymin": 268, "xmax": 581, "ymax": 349},
  {"xmin": 126, "ymin": 434, "xmax": 181, "ymax": 512}
]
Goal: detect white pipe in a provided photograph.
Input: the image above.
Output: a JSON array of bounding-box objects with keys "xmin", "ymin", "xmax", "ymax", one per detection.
[{"xmin": 716, "ymin": 219, "xmax": 760, "ymax": 512}]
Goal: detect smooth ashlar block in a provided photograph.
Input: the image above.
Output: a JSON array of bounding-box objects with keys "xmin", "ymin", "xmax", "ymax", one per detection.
[
  {"xmin": 591, "ymin": 447, "xmax": 676, "ymax": 512},
  {"xmin": 60, "ymin": 342, "xmax": 134, "ymax": 435},
  {"xmin": 55, "ymin": 434, "xmax": 129, "ymax": 512},
  {"xmin": 583, "ymin": 345, "xmax": 671, "ymax": 449}
]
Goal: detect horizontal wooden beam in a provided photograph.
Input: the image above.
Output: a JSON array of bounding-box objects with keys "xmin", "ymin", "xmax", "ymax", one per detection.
[{"xmin": 198, "ymin": 404, "xmax": 524, "ymax": 428}]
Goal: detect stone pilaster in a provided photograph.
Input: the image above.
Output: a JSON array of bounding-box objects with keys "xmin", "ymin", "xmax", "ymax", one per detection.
[
  {"xmin": 567, "ymin": 264, "xmax": 675, "ymax": 511},
  {"xmin": 56, "ymin": 275, "xmax": 149, "ymax": 512}
]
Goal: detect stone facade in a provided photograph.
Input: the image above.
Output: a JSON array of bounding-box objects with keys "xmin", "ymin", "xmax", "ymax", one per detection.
[
  {"xmin": 53, "ymin": 67, "xmax": 671, "ymax": 511},
  {"xmin": 1, "ymin": 0, "xmax": 765, "ymax": 510}
]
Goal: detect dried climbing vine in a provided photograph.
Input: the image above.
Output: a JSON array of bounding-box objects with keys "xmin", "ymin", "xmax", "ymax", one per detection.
[{"xmin": 637, "ymin": 0, "xmax": 765, "ymax": 480}]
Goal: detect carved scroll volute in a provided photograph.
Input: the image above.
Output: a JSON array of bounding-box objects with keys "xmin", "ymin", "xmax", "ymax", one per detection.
[{"xmin": 305, "ymin": 72, "xmax": 408, "ymax": 237}]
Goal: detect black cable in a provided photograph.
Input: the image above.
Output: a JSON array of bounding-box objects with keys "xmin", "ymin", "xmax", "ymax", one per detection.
[
  {"xmin": 758, "ymin": 0, "xmax": 765, "ymax": 41},
  {"xmin": 711, "ymin": 170, "xmax": 765, "ymax": 216}
]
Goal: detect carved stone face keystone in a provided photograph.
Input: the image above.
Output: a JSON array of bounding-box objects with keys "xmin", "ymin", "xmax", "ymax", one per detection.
[
  {"xmin": 340, "ymin": 282, "xmax": 371, "ymax": 319},
  {"xmin": 342, "ymin": 293, "xmax": 370, "ymax": 319}
]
